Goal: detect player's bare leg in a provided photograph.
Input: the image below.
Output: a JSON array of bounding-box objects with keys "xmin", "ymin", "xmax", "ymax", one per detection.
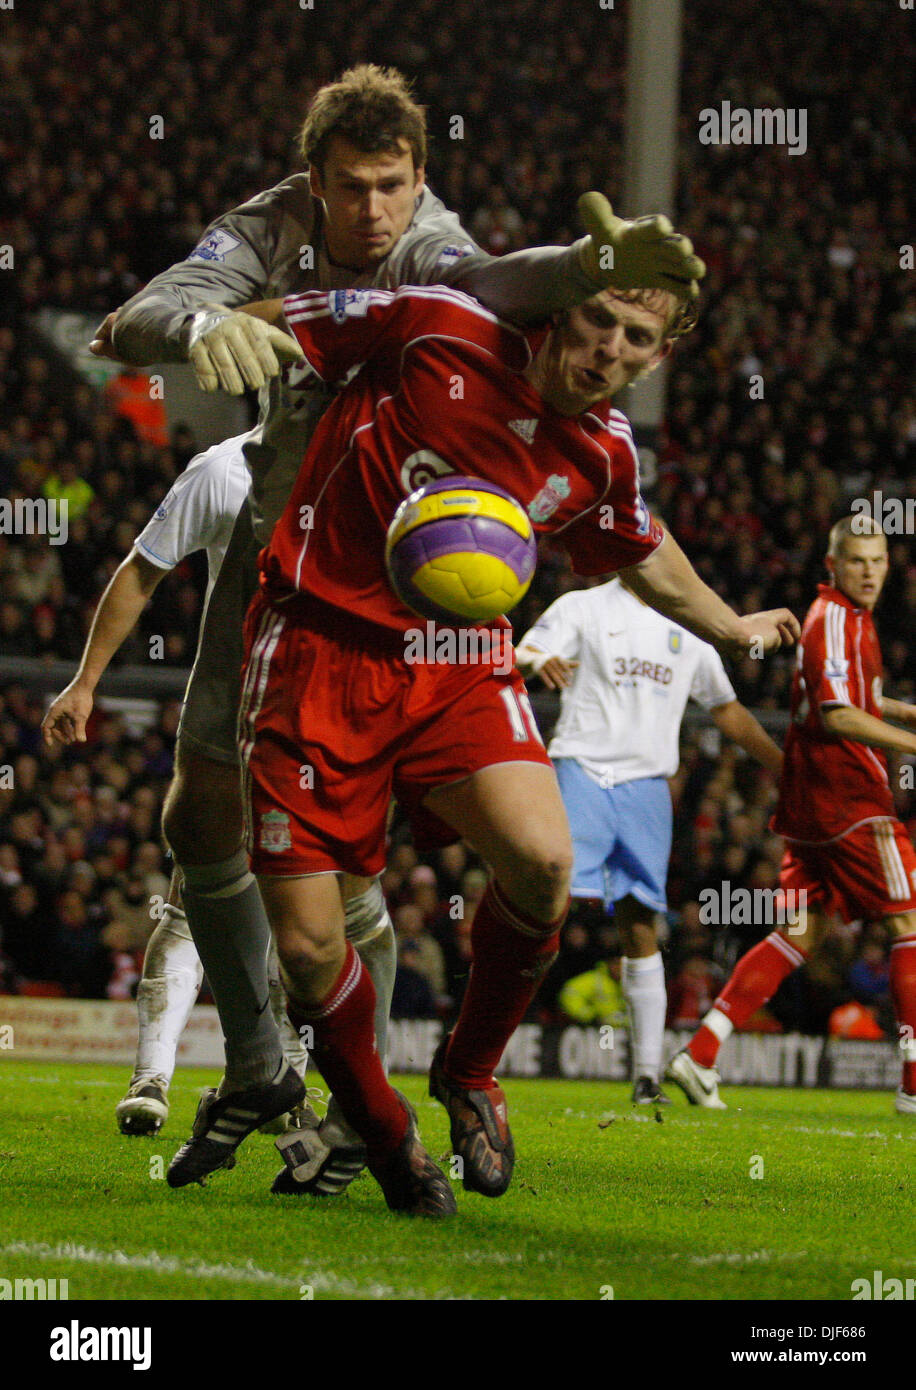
[
  {"xmin": 667, "ymin": 905, "xmax": 826, "ymax": 1108},
  {"xmin": 116, "ymin": 869, "xmax": 202, "ymax": 1136},
  {"xmin": 259, "ymin": 872, "xmax": 455, "ymax": 1216},
  {"xmin": 614, "ymin": 895, "xmax": 670, "ymax": 1105},
  {"xmin": 423, "ymin": 762, "xmax": 572, "ymax": 1195},
  {"xmin": 884, "ymin": 910, "xmax": 916, "ymax": 1113}
]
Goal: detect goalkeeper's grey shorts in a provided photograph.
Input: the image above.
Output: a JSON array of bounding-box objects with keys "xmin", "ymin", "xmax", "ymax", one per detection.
[{"xmin": 177, "ymin": 500, "xmax": 260, "ymax": 767}]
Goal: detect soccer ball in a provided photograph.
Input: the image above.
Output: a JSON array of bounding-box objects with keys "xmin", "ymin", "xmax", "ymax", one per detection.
[{"xmin": 385, "ymin": 476, "xmax": 538, "ymax": 623}]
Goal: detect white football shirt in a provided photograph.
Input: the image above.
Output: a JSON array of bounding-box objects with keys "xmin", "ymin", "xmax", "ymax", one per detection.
[
  {"xmin": 517, "ymin": 578, "xmax": 736, "ymax": 785},
  {"xmin": 134, "ymin": 432, "xmax": 252, "ymax": 605}
]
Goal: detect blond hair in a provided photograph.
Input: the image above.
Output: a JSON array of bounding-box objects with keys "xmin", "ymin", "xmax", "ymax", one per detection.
[
  {"xmin": 828, "ymin": 513, "xmax": 887, "ymax": 558},
  {"xmin": 609, "ymin": 286, "xmax": 698, "ymax": 340}
]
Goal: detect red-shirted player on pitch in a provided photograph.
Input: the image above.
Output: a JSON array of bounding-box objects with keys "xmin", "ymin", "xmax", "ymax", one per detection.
[
  {"xmin": 668, "ymin": 516, "xmax": 916, "ymax": 1115},
  {"xmin": 219, "ymin": 283, "xmax": 796, "ymax": 1216}
]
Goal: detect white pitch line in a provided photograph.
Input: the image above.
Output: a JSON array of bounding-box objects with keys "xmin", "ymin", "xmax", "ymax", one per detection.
[
  {"xmin": 608, "ymin": 1114, "xmax": 915, "ymax": 1142},
  {"xmin": 686, "ymin": 1250, "xmax": 809, "ymax": 1267},
  {"xmin": 782, "ymin": 1123, "xmax": 912, "ymax": 1141},
  {"xmin": 0, "ymin": 1241, "xmax": 452, "ymax": 1300},
  {"xmin": 17, "ymin": 1076, "xmax": 119, "ymax": 1087},
  {"xmin": 304, "ymin": 1248, "xmax": 528, "ymax": 1266}
]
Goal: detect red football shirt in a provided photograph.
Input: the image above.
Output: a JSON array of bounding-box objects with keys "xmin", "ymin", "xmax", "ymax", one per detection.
[
  {"xmin": 260, "ymin": 285, "xmax": 662, "ymax": 631},
  {"xmin": 773, "ymin": 583, "xmax": 895, "ymax": 843}
]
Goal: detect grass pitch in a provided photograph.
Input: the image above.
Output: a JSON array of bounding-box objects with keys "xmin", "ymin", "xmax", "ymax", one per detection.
[{"xmin": 1, "ymin": 1058, "xmax": 912, "ymax": 1301}]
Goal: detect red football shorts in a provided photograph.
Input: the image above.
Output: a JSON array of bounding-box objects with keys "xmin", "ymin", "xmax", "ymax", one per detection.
[
  {"xmin": 239, "ymin": 592, "xmax": 551, "ymax": 876},
  {"xmin": 779, "ymin": 818, "xmax": 916, "ymax": 922}
]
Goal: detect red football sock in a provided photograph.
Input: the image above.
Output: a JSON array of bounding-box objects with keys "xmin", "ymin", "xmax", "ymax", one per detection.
[
  {"xmin": 689, "ymin": 932, "xmax": 805, "ymax": 1068},
  {"xmin": 287, "ymin": 944, "xmax": 407, "ymax": 1159},
  {"xmin": 445, "ymin": 880, "xmax": 566, "ymax": 1090},
  {"xmin": 890, "ymin": 934, "xmax": 916, "ymax": 1094}
]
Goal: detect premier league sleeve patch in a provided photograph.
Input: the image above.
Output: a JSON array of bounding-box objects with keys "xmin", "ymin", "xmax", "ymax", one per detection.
[
  {"xmin": 436, "ymin": 243, "xmax": 476, "ymax": 264},
  {"xmin": 329, "ymin": 289, "xmax": 371, "ymax": 323},
  {"xmin": 187, "ymin": 229, "xmax": 243, "ymax": 263}
]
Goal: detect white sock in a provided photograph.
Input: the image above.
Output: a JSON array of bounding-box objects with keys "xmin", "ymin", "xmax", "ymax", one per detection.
[
  {"xmin": 133, "ymin": 906, "xmax": 204, "ymax": 1084},
  {"xmin": 621, "ymin": 952, "xmax": 667, "ymax": 1083},
  {"xmin": 698, "ymin": 1006, "xmax": 734, "ymax": 1050}
]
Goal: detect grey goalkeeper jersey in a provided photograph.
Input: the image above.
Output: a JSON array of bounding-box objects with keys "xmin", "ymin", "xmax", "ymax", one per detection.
[{"xmin": 112, "ymin": 175, "xmax": 600, "ymax": 541}]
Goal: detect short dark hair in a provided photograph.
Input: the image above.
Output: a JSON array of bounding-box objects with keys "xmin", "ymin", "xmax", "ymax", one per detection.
[{"xmin": 299, "ymin": 65, "xmax": 427, "ymax": 176}]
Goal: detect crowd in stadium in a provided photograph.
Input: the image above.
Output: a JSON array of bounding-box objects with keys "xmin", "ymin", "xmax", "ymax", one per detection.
[{"xmin": 1, "ymin": 0, "xmax": 913, "ymax": 1036}]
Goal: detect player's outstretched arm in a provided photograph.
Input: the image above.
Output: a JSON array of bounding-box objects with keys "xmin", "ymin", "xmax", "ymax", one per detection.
[
  {"xmin": 821, "ymin": 704, "xmax": 916, "ymax": 756},
  {"xmin": 443, "ymin": 192, "xmax": 704, "ymax": 326},
  {"xmin": 41, "ymin": 551, "xmax": 164, "ymax": 747},
  {"xmin": 711, "ymin": 700, "xmax": 783, "ymax": 775},
  {"xmin": 879, "ymin": 697, "xmax": 916, "ymax": 730},
  {"xmin": 89, "ymin": 181, "xmax": 294, "ymax": 369},
  {"xmin": 620, "ymin": 530, "xmax": 800, "ymax": 661},
  {"xmin": 91, "ymin": 297, "xmax": 302, "ymax": 393}
]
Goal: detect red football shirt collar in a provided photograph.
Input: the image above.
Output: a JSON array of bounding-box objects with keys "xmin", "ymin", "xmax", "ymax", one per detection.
[{"xmin": 817, "ymin": 582, "xmax": 866, "ymax": 616}]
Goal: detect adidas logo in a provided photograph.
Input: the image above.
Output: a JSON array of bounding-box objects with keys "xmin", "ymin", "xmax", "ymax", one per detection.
[
  {"xmin": 208, "ymin": 1104, "xmax": 260, "ymax": 1144},
  {"xmin": 508, "ymin": 418, "xmax": 538, "ymax": 443}
]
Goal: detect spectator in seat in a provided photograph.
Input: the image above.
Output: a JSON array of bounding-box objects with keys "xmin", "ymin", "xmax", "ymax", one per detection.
[
  {"xmin": 559, "ymin": 951, "xmax": 627, "ymax": 1028},
  {"xmin": 392, "ymin": 902, "xmax": 446, "ymax": 1000},
  {"xmin": 848, "ymin": 938, "xmax": 891, "ymax": 1008},
  {"xmin": 391, "ymin": 940, "xmax": 438, "ymax": 1020}
]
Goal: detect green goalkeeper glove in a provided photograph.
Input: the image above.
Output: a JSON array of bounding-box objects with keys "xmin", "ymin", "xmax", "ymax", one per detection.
[{"xmin": 577, "ymin": 192, "xmax": 705, "ymax": 300}]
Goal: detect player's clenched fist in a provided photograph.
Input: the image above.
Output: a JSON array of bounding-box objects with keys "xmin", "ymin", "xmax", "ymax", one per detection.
[
  {"xmin": 42, "ymin": 680, "xmax": 94, "ymax": 746},
  {"xmin": 728, "ymin": 609, "xmax": 801, "ymax": 660},
  {"xmin": 89, "ymin": 311, "xmax": 121, "ymax": 361},
  {"xmin": 578, "ymin": 192, "xmax": 705, "ymax": 300},
  {"xmin": 534, "ymin": 656, "xmax": 579, "ymax": 690},
  {"xmin": 187, "ymin": 305, "xmax": 305, "ymax": 394}
]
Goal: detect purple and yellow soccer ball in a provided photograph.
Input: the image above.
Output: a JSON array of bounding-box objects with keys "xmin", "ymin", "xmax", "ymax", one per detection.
[{"xmin": 385, "ymin": 476, "xmax": 538, "ymax": 623}]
